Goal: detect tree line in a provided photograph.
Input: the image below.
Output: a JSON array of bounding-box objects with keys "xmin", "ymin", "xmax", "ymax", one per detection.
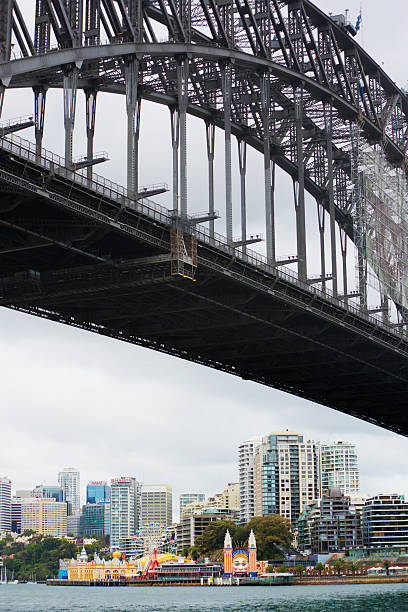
[
  {"xmin": 184, "ymin": 514, "xmax": 293, "ymax": 561},
  {"xmin": 0, "ymin": 533, "xmax": 107, "ymax": 580}
]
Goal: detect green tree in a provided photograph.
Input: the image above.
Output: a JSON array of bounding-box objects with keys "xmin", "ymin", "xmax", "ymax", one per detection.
[
  {"xmin": 333, "ymin": 559, "xmax": 346, "ymax": 576},
  {"xmin": 3, "ymin": 536, "xmax": 82, "ymax": 580},
  {"xmin": 193, "ymin": 514, "xmax": 292, "ymax": 562},
  {"xmin": 295, "ymin": 564, "xmax": 304, "ymax": 576},
  {"xmin": 278, "ymin": 565, "xmax": 288, "ymax": 573},
  {"xmin": 349, "ymin": 563, "xmax": 358, "ymax": 575},
  {"xmin": 194, "ymin": 520, "xmax": 239, "ymax": 554},
  {"xmin": 188, "ymin": 546, "xmax": 201, "ymax": 561},
  {"xmin": 315, "ymin": 562, "xmax": 325, "ymax": 576},
  {"xmin": 383, "ymin": 560, "xmax": 391, "ymax": 576},
  {"xmin": 83, "ymin": 536, "xmax": 107, "ymax": 559},
  {"xmin": 245, "ymin": 514, "xmax": 293, "ymax": 560}
]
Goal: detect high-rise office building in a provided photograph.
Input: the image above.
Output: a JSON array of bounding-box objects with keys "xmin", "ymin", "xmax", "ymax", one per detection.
[
  {"xmin": 110, "ymin": 477, "xmax": 141, "ymax": 551},
  {"xmin": 12, "ymin": 492, "xmax": 33, "ymax": 533},
  {"xmin": 298, "ymin": 487, "xmax": 363, "ymax": 554},
  {"xmin": 320, "ymin": 441, "xmax": 359, "ymax": 495},
  {"xmin": 238, "ymin": 437, "xmax": 262, "ymax": 523},
  {"xmin": 0, "ymin": 477, "xmax": 12, "ymax": 532},
  {"xmin": 82, "ymin": 481, "xmax": 110, "ymax": 538},
  {"xmin": 363, "ymin": 494, "xmax": 408, "ymax": 547},
  {"xmin": 86, "ymin": 481, "xmax": 110, "ymax": 505},
  {"xmin": 21, "ymin": 499, "xmax": 67, "ymax": 537},
  {"xmin": 82, "ymin": 503, "xmax": 110, "ymax": 536},
  {"xmin": 58, "ymin": 468, "xmax": 80, "ymax": 515},
  {"xmin": 67, "ymin": 512, "xmax": 82, "ymax": 537},
  {"xmin": 32, "ymin": 484, "xmax": 65, "ymax": 502},
  {"xmin": 175, "ymin": 508, "xmax": 234, "ymax": 553},
  {"xmin": 11, "ymin": 498, "xmax": 22, "ymax": 533},
  {"xmin": 254, "ymin": 432, "xmax": 320, "ymax": 527},
  {"xmin": 141, "ymin": 484, "xmax": 172, "ymax": 526},
  {"xmin": 221, "ymin": 483, "xmax": 240, "ymax": 511},
  {"xmin": 179, "ymin": 494, "xmax": 205, "ymax": 519}
]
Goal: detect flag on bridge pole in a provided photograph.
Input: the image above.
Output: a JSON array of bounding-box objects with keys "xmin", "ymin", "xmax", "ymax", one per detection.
[{"xmin": 355, "ymin": 6, "xmax": 362, "ymax": 32}]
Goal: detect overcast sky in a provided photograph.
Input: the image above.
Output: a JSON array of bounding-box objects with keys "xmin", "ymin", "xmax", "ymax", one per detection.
[{"xmin": 1, "ymin": 0, "xmax": 408, "ymax": 519}]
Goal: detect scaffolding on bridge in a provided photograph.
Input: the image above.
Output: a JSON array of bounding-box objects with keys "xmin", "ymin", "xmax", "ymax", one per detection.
[{"xmin": 352, "ymin": 128, "xmax": 408, "ymax": 318}]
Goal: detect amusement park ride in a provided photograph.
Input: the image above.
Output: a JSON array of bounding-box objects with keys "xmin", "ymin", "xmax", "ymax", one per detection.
[
  {"xmin": 140, "ymin": 548, "xmax": 161, "ymax": 578},
  {"xmin": 129, "ymin": 522, "xmax": 177, "ymax": 577},
  {"xmin": 65, "ymin": 528, "xmax": 264, "ymax": 581},
  {"xmin": 127, "ymin": 528, "xmax": 259, "ymax": 578}
]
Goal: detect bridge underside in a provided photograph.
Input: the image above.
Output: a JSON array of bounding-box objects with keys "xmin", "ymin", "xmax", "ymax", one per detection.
[{"xmin": 1, "ymin": 147, "xmax": 408, "ymax": 436}]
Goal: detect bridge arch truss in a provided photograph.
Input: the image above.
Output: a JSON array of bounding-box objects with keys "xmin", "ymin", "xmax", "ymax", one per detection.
[{"xmin": 1, "ymin": 0, "xmax": 408, "ymax": 432}]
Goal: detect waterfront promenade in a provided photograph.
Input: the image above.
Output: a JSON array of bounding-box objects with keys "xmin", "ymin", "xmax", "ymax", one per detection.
[
  {"xmin": 293, "ymin": 575, "xmax": 408, "ymax": 586},
  {"xmin": 46, "ymin": 573, "xmax": 408, "ymax": 588}
]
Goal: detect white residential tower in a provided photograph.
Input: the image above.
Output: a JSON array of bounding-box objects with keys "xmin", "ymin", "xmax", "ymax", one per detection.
[
  {"xmin": 58, "ymin": 467, "xmax": 80, "ymax": 515},
  {"xmin": 238, "ymin": 437, "xmax": 262, "ymax": 523},
  {"xmin": 0, "ymin": 477, "xmax": 11, "ymax": 532},
  {"xmin": 320, "ymin": 441, "xmax": 359, "ymax": 495}
]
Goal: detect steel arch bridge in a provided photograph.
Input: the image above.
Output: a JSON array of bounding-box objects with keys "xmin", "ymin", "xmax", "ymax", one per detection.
[{"xmin": 1, "ymin": 0, "xmax": 408, "ymax": 434}]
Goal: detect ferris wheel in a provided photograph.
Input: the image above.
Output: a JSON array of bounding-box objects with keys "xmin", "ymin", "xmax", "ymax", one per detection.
[{"xmin": 131, "ymin": 523, "xmax": 176, "ymax": 558}]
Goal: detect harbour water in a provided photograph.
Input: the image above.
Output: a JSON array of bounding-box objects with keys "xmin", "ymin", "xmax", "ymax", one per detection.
[{"xmin": 1, "ymin": 583, "xmax": 408, "ymax": 612}]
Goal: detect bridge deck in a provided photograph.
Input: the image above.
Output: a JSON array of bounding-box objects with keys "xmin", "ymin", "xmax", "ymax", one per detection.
[{"xmin": 0, "ymin": 135, "xmax": 407, "ymax": 435}]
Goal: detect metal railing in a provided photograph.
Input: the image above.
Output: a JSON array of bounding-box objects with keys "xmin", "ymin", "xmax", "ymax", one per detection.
[
  {"xmin": 0, "ymin": 131, "xmax": 404, "ymax": 340},
  {"xmin": 229, "ymin": 233, "xmax": 263, "ymax": 242},
  {"xmin": 192, "ymin": 219, "xmax": 400, "ymax": 336},
  {"xmin": 1, "ymin": 132, "xmax": 171, "ymax": 224},
  {"xmin": 137, "ymin": 182, "xmax": 169, "ymax": 194},
  {"xmin": 0, "ymin": 114, "xmax": 34, "ymax": 127},
  {"xmin": 187, "ymin": 209, "xmax": 220, "ymax": 219},
  {"xmin": 72, "ymin": 150, "xmax": 109, "ymax": 163}
]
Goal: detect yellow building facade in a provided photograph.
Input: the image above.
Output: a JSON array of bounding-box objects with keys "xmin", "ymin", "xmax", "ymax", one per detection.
[
  {"xmin": 21, "ymin": 499, "xmax": 67, "ymax": 537},
  {"xmin": 68, "ymin": 553, "xmax": 139, "ymax": 581},
  {"xmin": 222, "ymin": 483, "xmax": 240, "ymax": 510},
  {"xmin": 67, "ymin": 550, "xmax": 181, "ymax": 581}
]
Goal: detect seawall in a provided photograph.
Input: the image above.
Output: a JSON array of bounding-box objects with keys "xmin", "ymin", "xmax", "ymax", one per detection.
[{"xmin": 293, "ymin": 576, "xmax": 408, "ymax": 586}]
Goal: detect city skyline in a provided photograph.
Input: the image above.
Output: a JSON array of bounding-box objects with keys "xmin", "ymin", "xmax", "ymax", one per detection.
[
  {"xmin": 0, "ymin": 0, "xmax": 407, "ymax": 519},
  {"xmin": 2, "ymin": 427, "xmax": 406, "ymax": 521},
  {"xmin": 1, "ymin": 433, "xmax": 406, "ymax": 548}
]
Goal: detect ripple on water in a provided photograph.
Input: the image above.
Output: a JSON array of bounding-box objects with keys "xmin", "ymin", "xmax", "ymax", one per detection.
[{"xmin": 2, "ymin": 583, "xmax": 408, "ymax": 612}]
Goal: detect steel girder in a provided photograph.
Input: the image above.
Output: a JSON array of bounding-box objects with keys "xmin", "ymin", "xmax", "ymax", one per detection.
[
  {"xmin": 0, "ymin": 2, "xmax": 408, "ymax": 409},
  {"xmin": 1, "ymin": 135, "xmax": 408, "ymax": 434},
  {"xmin": 1, "ymin": 1, "xmax": 407, "ymax": 255},
  {"xmin": 1, "ymin": 0, "xmax": 407, "ymax": 163}
]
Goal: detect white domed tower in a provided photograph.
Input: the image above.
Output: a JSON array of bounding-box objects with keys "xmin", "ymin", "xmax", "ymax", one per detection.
[
  {"xmin": 248, "ymin": 530, "xmax": 257, "ymax": 576},
  {"xmin": 223, "ymin": 530, "xmax": 233, "ymax": 576},
  {"xmin": 79, "ymin": 546, "xmax": 88, "ymax": 564}
]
